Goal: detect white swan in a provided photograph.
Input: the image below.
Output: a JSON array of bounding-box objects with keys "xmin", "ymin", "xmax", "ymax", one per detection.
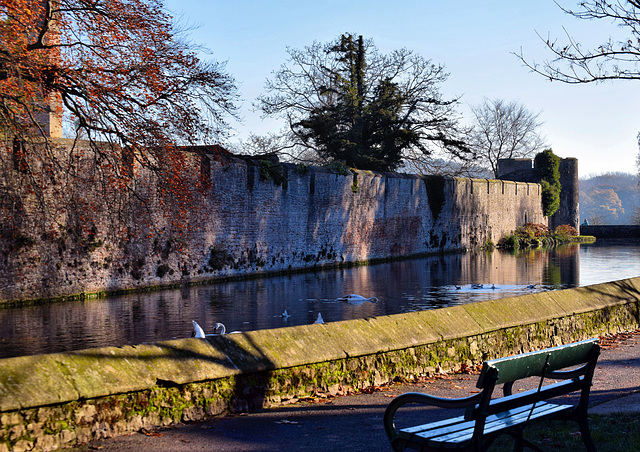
[
  {"xmin": 314, "ymin": 313, "xmax": 324, "ymax": 324},
  {"xmin": 212, "ymin": 322, "xmax": 226, "ymax": 335},
  {"xmin": 337, "ymin": 294, "xmax": 378, "ymax": 305},
  {"xmin": 191, "ymin": 320, "xmax": 206, "ymax": 338},
  {"xmin": 191, "ymin": 320, "xmax": 227, "ymax": 337}
]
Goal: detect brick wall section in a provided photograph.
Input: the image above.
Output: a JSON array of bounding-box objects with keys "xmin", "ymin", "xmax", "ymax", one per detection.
[
  {"xmin": 0, "ymin": 149, "xmax": 546, "ymax": 303},
  {"xmin": 0, "ymin": 277, "xmax": 638, "ymax": 451}
]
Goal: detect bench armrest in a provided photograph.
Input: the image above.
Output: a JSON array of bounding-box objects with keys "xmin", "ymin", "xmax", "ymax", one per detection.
[{"xmin": 383, "ymin": 391, "xmax": 482, "ymax": 444}]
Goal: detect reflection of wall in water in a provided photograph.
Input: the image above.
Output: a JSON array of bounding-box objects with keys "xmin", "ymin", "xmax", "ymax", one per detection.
[{"xmin": 459, "ymin": 250, "xmax": 548, "ymax": 285}]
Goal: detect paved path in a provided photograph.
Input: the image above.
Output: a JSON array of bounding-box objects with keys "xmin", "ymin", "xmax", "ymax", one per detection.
[{"xmin": 70, "ymin": 330, "xmax": 640, "ymax": 452}]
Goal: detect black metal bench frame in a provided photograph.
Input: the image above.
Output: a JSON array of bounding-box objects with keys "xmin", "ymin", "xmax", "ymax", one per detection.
[{"xmin": 383, "ymin": 338, "xmax": 600, "ymax": 451}]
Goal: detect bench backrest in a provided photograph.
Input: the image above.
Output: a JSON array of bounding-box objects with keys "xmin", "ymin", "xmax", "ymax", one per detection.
[{"xmin": 477, "ymin": 338, "xmax": 600, "ymax": 387}]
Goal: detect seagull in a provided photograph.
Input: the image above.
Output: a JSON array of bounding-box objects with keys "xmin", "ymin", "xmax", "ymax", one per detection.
[
  {"xmin": 337, "ymin": 294, "xmax": 378, "ymax": 305},
  {"xmin": 314, "ymin": 313, "xmax": 324, "ymax": 324}
]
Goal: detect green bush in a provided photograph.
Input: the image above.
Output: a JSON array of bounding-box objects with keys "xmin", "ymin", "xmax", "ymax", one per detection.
[
  {"xmin": 499, "ymin": 222, "xmax": 581, "ymax": 250},
  {"xmin": 499, "ymin": 223, "xmax": 551, "ymax": 249},
  {"xmin": 554, "ymin": 224, "xmax": 578, "ymax": 242},
  {"xmin": 498, "ymin": 234, "xmax": 520, "ymax": 250}
]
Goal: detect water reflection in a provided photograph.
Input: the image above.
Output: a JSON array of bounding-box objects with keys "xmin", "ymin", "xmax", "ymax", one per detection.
[{"xmin": 0, "ymin": 241, "xmax": 638, "ymax": 358}]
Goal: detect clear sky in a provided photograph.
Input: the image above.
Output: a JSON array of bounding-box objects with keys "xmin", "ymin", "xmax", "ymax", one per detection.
[{"xmin": 163, "ymin": 0, "xmax": 640, "ymax": 178}]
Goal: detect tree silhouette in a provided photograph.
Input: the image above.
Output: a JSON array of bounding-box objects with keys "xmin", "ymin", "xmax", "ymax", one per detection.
[{"xmin": 469, "ymin": 99, "xmax": 547, "ymax": 177}]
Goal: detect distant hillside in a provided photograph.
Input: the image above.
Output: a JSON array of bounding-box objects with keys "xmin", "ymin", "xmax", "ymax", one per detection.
[{"xmin": 579, "ymin": 172, "xmax": 639, "ymax": 225}]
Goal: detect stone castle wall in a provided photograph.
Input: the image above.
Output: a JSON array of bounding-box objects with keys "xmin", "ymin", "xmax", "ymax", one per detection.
[
  {"xmin": 0, "ymin": 147, "xmax": 546, "ymax": 303},
  {"xmin": 497, "ymin": 156, "xmax": 580, "ymax": 231}
]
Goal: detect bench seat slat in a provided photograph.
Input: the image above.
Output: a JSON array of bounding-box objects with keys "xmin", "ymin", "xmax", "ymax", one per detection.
[
  {"xmin": 399, "ymin": 402, "xmax": 573, "ymax": 447},
  {"xmin": 400, "ymin": 403, "xmax": 533, "ymax": 441}
]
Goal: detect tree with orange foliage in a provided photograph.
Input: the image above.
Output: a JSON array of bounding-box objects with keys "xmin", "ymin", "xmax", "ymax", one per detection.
[{"xmin": 0, "ymin": 0, "xmax": 237, "ymax": 230}]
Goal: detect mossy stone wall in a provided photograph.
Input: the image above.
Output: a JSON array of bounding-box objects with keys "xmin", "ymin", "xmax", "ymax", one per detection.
[{"xmin": 1, "ymin": 277, "xmax": 639, "ymax": 451}]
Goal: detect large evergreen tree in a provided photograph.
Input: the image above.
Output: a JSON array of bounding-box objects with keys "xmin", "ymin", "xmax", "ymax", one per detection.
[{"xmin": 257, "ymin": 33, "xmax": 471, "ymax": 172}]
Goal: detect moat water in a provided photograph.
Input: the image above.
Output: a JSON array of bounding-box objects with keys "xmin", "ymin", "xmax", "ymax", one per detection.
[{"xmin": 1, "ymin": 239, "xmax": 639, "ymax": 359}]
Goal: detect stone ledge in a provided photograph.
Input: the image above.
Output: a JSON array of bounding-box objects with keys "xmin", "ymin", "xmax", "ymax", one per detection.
[{"xmin": 0, "ymin": 277, "xmax": 639, "ymax": 414}]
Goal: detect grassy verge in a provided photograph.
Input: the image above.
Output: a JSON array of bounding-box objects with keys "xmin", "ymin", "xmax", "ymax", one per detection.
[{"xmin": 490, "ymin": 414, "xmax": 640, "ymax": 451}]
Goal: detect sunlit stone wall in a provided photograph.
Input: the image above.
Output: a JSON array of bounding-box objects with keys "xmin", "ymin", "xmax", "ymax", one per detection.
[{"xmin": 0, "ymin": 150, "xmax": 546, "ymax": 303}]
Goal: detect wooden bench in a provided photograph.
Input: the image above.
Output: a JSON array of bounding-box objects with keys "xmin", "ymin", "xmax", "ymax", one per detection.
[{"xmin": 383, "ymin": 338, "xmax": 600, "ymax": 451}]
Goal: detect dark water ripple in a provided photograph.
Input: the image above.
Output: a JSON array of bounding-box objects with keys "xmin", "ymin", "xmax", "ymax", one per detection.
[{"xmin": 0, "ymin": 239, "xmax": 638, "ymax": 358}]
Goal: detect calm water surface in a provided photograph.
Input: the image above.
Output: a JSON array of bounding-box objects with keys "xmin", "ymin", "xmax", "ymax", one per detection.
[{"xmin": 1, "ymin": 239, "xmax": 638, "ymax": 358}]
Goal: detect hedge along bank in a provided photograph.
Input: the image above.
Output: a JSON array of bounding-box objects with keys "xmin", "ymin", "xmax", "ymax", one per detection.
[{"xmin": 1, "ymin": 277, "xmax": 639, "ymax": 451}]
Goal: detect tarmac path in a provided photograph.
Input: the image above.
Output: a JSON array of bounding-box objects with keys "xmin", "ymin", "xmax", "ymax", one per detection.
[{"xmin": 70, "ymin": 329, "xmax": 640, "ymax": 452}]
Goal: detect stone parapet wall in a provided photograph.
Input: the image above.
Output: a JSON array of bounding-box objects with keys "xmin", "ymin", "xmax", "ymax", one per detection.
[
  {"xmin": 0, "ymin": 151, "xmax": 546, "ymax": 303},
  {"xmin": 580, "ymin": 225, "xmax": 640, "ymax": 238},
  {"xmin": 0, "ymin": 277, "xmax": 639, "ymax": 451}
]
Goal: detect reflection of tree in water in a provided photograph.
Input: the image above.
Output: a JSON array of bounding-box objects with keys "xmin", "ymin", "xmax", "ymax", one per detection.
[
  {"xmin": 545, "ymin": 245, "xmax": 580, "ymax": 288},
  {"xmin": 543, "ymin": 261, "xmax": 563, "ymax": 287}
]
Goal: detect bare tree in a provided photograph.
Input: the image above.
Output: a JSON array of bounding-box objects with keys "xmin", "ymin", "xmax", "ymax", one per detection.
[
  {"xmin": 469, "ymin": 99, "xmax": 547, "ymax": 177},
  {"xmin": 518, "ymin": 1, "xmax": 640, "ymax": 83}
]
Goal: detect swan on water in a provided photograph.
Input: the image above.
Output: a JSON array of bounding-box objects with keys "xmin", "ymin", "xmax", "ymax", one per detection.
[
  {"xmin": 191, "ymin": 320, "xmax": 206, "ymax": 338},
  {"xmin": 337, "ymin": 294, "xmax": 378, "ymax": 305},
  {"xmin": 212, "ymin": 322, "xmax": 226, "ymax": 335},
  {"xmin": 191, "ymin": 320, "xmax": 228, "ymax": 337},
  {"xmin": 314, "ymin": 313, "xmax": 324, "ymax": 324}
]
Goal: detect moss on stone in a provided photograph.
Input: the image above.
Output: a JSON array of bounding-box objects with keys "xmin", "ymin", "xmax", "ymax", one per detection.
[{"xmin": 1, "ymin": 278, "xmax": 639, "ymax": 450}]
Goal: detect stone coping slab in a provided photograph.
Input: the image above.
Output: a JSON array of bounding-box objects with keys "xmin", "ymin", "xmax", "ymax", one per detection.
[{"xmin": 0, "ymin": 276, "xmax": 639, "ymax": 412}]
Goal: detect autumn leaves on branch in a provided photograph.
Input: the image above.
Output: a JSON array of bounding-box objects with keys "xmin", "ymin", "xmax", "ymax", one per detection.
[{"xmin": 0, "ymin": 0, "xmax": 238, "ymax": 229}]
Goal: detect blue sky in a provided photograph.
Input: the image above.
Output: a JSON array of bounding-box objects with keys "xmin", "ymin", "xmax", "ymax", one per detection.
[{"xmin": 164, "ymin": 0, "xmax": 640, "ymax": 178}]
